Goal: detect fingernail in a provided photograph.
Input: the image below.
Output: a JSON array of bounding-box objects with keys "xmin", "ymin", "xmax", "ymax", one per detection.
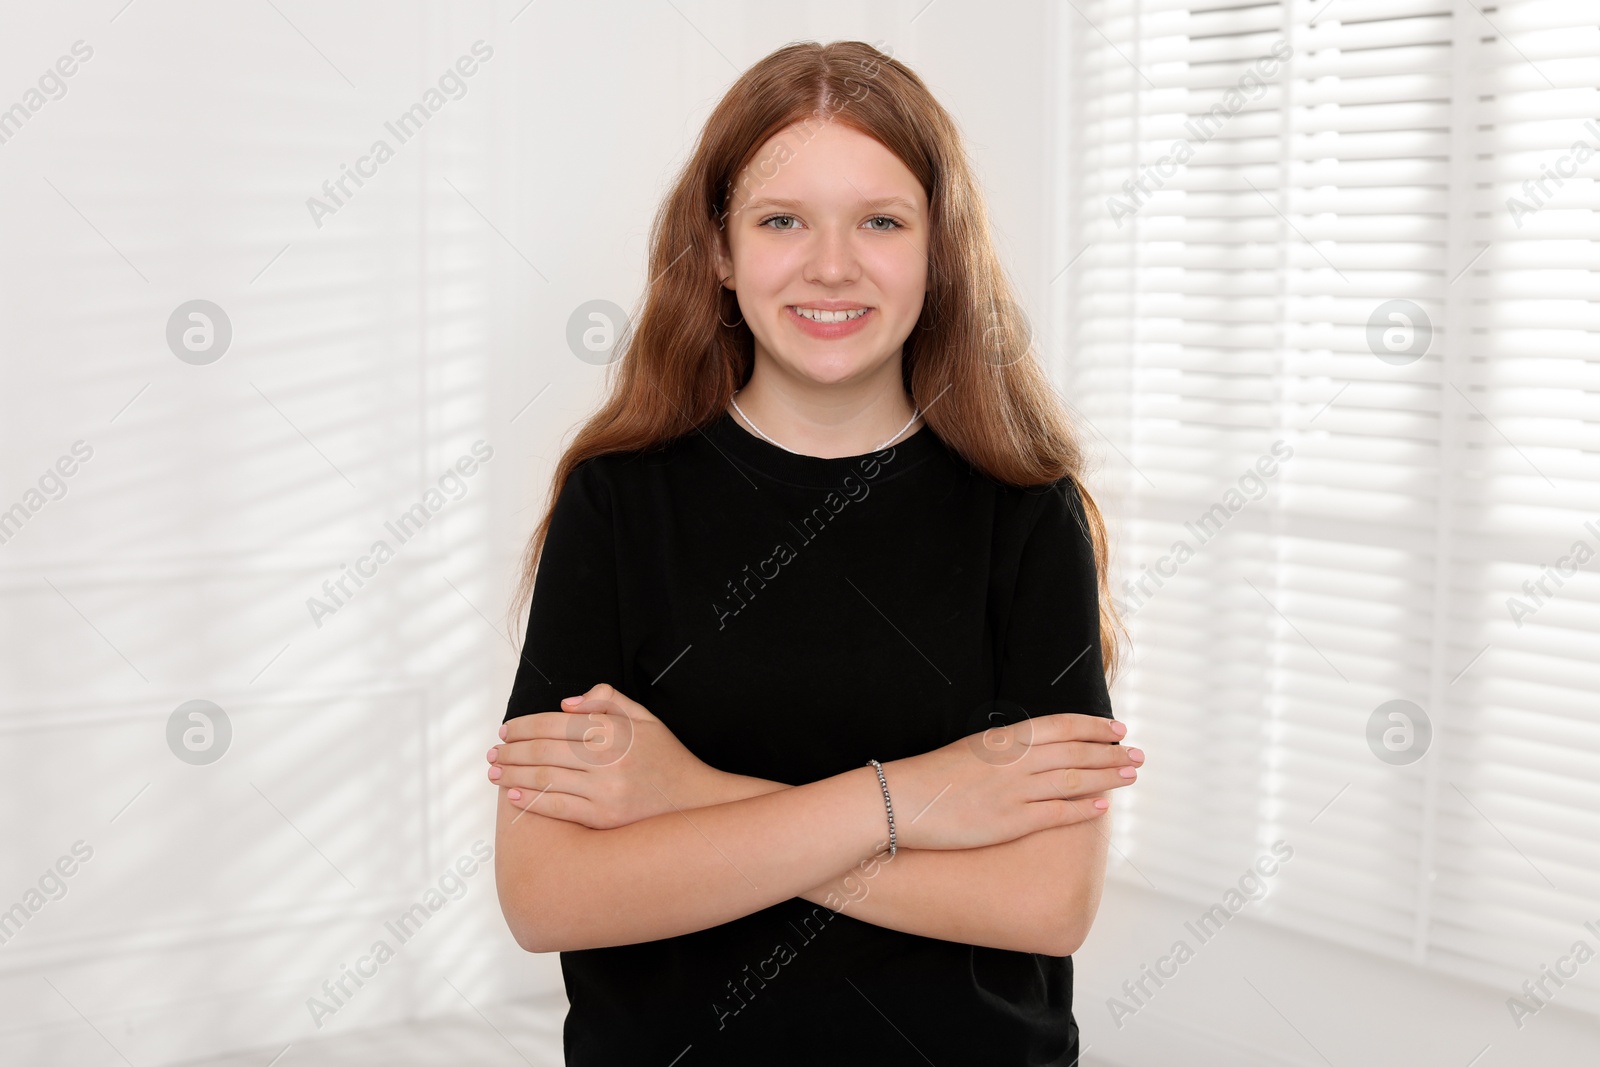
[
  {"xmin": 1111, "ymin": 721, "xmax": 1128, "ymax": 737},
  {"xmin": 1119, "ymin": 766, "xmax": 1137, "ymax": 778},
  {"xmin": 488, "ymin": 766, "xmax": 501, "ymax": 780},
  {"xmin": 1094, "ymin": 799, "xmax": 1109, "ymax": 810},
  {"xmin": 1128, "ymin": 747, "xmax": 1144, "ymax": 763},
  {"xmin": 487, "ymin": 747, "xmax": 498, "ymax": 762},
  {"xmin": 508, "ymin": 789, "xmax": 521, "ymax": 801},
  {"xmin": 499, "ymin": 724, "xmax": 507, "ymax": 740},
  {"xmin": 562, "ymin": 696, "xmax": 583, "ymax": 706}
]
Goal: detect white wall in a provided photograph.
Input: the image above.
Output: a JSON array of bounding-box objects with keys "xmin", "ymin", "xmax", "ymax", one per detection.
[{"xmin": 0, "ymin": 1, "xmax": 530, "ymax": 1059}]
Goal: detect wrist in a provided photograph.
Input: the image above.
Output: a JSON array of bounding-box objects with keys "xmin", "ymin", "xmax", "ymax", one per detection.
[
  {"xmin": 863, "ymin": 759, "xmax": 898, "ymax": 857},
  {"xmin": 696, "ymin": 768, "xmax": 790, "ymax": 808},
  {"xmin": 876, "ymin": 755, "xmax": 920, "ymax": 850}
]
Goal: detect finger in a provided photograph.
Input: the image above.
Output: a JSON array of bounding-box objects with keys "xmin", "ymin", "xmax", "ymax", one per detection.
[
  {"xmin": 502, "ymin": 784, "xmax": 601, "ymax": 827},
  {"xmin": 492, "ymin": 755, "xmax": 588, "ymax": 790},
  {"xmin": 559, "ymin": 684, "xmax": 659, "ymax": 723},
  {"xmin": 1028, "ymin": 794, "xmax": 1111, "ymax": 828},
  {"xmin": 494, "ymin": 732, "xmax": 628, "ymax": 771},
  {"xmin": 1022, "ymin": 712, "xmax": 1128, "ymax": 746},
  {"xmin": 558, "ymin": 682, "xmax": 623, "ymax": 717},
  {"xmin": 1029, "ymin": 766, "xmax": 1136, "ymax": 802},
  {"xmin": 501, "ymin": 710, "xmax": 593, "ymax": 743},
  {"xmin": 565, "ymin": 681, "xmax": 618, "ymax": 705},
  {"xmin": 1028, "ymin": 739, "xmax": 1145, "ymax": 770},
  {"xmin": 494, "ymin": 765, "xmax": 589, "ymax": 801},
  {"xmin": 501, "ymin": 710, "xmax": 638, "ymax": 758}
]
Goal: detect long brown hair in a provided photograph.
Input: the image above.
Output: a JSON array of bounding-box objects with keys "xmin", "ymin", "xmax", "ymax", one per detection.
[{"xmin": 509, "ymin": 40, "xmax": 1127, "ymax": 685}]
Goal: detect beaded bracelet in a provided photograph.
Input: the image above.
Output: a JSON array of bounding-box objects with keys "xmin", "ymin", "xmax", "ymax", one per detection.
[{"xmin": 864, "ymin": 758, "xmax": 897, "ymax": 857}]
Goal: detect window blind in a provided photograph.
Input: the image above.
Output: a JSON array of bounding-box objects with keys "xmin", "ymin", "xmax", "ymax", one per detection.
[{"xmin": 1062, "ymin": 0, "xmax": 1600, "ymax": 1016}]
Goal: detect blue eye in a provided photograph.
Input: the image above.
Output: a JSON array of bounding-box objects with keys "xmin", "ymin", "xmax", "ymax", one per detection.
[{"xmin": 756, "ymin": 214, "xmax": 905, "ymax": 231}]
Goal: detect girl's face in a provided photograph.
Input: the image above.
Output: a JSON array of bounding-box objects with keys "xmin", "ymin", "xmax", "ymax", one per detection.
[{"xmin": 716, "ymin": 120, "xmax": 930, "ymax": 391}]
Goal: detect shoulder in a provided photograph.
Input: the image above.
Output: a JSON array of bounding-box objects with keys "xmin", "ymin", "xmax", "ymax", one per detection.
[
  {"xmin": 1026, "ymin": 473, "xmax": 1090, "ymax": 524},
  {"xmin": 555, "ymin": 434, "xmax": 697, "ymax": 517},
  {"xmin": 550, "ymin": 450, "xmax": 645, "ymax": 525},
  {"xmin": 990, "ymin": 472, "xmax": 1091, "ymax": 543},
  {"xmin": 562, "ymin": 434, "xmax": 677, "ymax": 485},
  {"xmin": 560, "ymin": 453, "xmax": 614, "ymax": 499},
  {"xmin": 1017, "ymin": 472, "xmax": 1086, "ymax": 505}
]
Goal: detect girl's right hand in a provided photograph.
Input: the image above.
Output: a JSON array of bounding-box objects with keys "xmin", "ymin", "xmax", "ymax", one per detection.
[{"xmin": 880, "ymin": 714, "xmax": 1139, "ymax": 851}]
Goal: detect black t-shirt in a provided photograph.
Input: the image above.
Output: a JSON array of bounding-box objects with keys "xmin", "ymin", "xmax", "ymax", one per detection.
[{"xmin": 503, "ymin": 409, "xmax": 1113, "ymax": 1066}]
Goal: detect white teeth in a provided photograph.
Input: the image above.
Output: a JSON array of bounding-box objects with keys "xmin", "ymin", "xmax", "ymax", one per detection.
[{"xmin": 792, "ymin": 306, "xmax": 869, "ymax": 323}]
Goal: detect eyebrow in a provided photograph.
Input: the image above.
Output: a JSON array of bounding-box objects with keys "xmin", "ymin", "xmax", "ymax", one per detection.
[{"xmin": 742, "ymin": 195, "xmax": 920, "ymax": 215}]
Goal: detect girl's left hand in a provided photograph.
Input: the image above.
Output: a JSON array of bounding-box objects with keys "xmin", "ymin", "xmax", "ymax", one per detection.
[{"xmin": 488, "ymin": 683, "xmax": 718, "ymax": 830}]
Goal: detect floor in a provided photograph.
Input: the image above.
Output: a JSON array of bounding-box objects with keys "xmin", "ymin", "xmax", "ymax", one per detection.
[{"xmin": 166, "ymin": 999, "xmax": 567, "ymax": 1067}]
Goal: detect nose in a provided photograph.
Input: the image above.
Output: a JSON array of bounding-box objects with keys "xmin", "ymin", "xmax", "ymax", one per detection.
[{"xmin": 803, "ymin": 223, "xmax": 862, "ymax": 287}]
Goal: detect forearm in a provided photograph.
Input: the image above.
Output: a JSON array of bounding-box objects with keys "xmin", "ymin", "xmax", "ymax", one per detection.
[
  {"xmin": 496, "ymin": 764, "xmax": 891, "ymax": 953},
  {"xmin": 812, "ymin": 810, "xmax": 1112, "ymax": 955},
  {"xmin": 695, "ymin": 772, "xmax": 1112, "ymax": 956}
]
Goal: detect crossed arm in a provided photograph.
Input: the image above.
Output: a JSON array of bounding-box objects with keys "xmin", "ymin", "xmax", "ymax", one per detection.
[
  {"xmin": 693, "ymin": 769, "xmax": 1115, "ymax": 956},
  {"xmin": 495, "ymin": 757, "xmax": 1115, "ymax": 958},
  {"xmin": 499, "ymin": 465, "xmax": 1122, "ymax": 957}
]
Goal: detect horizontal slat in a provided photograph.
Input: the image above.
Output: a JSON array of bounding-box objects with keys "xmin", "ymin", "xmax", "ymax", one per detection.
[{"xmin": 1073, "ymin": 0, "xmax": 1600, "ymax": 1014}]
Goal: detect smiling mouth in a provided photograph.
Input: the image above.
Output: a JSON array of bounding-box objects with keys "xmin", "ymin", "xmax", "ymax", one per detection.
[{"xmin": 789, "ymin": 306, "xmax": 871, "ymax": 323}]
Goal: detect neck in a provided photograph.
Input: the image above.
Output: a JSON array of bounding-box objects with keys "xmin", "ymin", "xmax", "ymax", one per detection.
[{"xmin": 729, "ymin": 376, "xmax": 921, "ymax": 459}]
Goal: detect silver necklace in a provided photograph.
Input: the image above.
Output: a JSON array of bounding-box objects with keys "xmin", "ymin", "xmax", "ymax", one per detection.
[{"xmin": 729, "ymin": 391, "xmax": 922, "ymax": 455}]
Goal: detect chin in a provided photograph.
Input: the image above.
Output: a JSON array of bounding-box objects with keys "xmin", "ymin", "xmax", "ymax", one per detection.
[{"xmin": 780, "ymin": 354, "xmax": 876, "ymax": 385}]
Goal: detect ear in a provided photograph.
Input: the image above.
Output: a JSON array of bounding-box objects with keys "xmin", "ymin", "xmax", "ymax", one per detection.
[{"xmin": 714, "ymin": 237, "xmax": 734, "ymax": 292}]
